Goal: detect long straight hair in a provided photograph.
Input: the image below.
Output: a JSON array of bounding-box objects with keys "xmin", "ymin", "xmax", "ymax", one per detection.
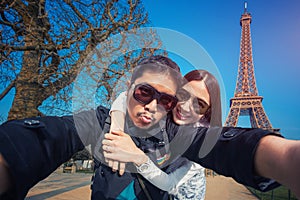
[{"xmin": 183, "ymin": 70, "xmax": 222, "ymax": 128}]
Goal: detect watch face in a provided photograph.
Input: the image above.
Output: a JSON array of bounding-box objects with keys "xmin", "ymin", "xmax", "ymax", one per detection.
[
  {"xmin": 137, "ymin": 159, "xmax": 150, "ymax": 173},
  {"xmin": 139, "ymin": 164, "xmax": 149, "ymax": 172}
]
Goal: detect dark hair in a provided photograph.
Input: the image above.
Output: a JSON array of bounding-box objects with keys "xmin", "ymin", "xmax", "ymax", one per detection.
[
  {"xmin": 183, "ymin": 70, "xmax": 222, "ymax": 127},
  {"xmin": 138, "ymin": 55, "xmax": 181, "ymax": 73},
  {"xmin": 130, "ymin": 55, "xmax": 182, "ymax": 89}
]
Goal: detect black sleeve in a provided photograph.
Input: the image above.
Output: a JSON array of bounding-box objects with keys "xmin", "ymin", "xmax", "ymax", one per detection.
[
  {"xmin": 0, "ymin": 106, "xmax": 109, "ymax": 200},
  {"xmin": 170, "ymin": 126, "xmax": 281, "ymax": 191},
  {"xmin": 0, "ymin": 116, "xmax": 84, "ymax": 199}
]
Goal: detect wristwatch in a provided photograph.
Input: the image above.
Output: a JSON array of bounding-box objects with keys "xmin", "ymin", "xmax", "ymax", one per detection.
[{"xmin": 135, "ymin": 157, "xmax": 152, "ymax": 173}]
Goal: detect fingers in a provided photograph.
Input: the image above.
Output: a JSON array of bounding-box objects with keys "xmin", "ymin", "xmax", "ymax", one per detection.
[
  {"xmin": 106, "ymin": 158, "xmax": 126, "ymax": 175},
  {"xmin": 108, "ymin": 160, "xmax": 118, "ymax": 172},
  {"xmin": 101, "ymin": 131, "xmax": 128, "ymax": 176},
  {"xmin": 112, "ymin": 161, "xmax": 119, "ymax": 172},
  {"xmin": 104, "ymin": 145, "xmax": 110, "ymax": 152},
  {"xmin": 110, "ymin": 130, "xmax": 125, "ymax": 136},
  {"xmin": 104, "ymin": 133, "xmax": 119, "ymax": 140},
  {"xmin": 103, "ymin": 151, "xmax": 112, "ymax": 160},
  {"xmin": 104, "ymin": 131, "xmax": 125, "ymax": 140},
  {"xmin": 102, "ymin": 139, "xmax": 113, "ymax": 147},
  {"xmin": 103, "ymin": 132, "xmax": 128, "ymax": 146},
  {"xmin": 108, "ymin": 160, "xmax": 119, "ymax": 172},
  {"xmin": 108, "ymin": 159, "xmax": 114, "ymax": 168},
  {"xmin": 119, "ymin": 162, "xmax": 126, "ymax": 176}
]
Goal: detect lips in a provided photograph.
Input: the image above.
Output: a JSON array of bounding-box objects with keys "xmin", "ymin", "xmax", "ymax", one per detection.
[
  {"xmin": 140, "ymin": 115, "xmax": 152, "ymax": 123},
  {"xmin": 175, "ymin": 107, "xmax": 191, "ymax": 120},
  {"xmin": 137, "ymin": 113, "xmax": 153, "ymax": 124}
]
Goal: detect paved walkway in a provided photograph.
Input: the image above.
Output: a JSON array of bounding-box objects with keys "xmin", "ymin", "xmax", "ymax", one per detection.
[
  {"xmin": 26, "ymin": 172, "xmax": 258, "ymax": 199},
  {"xmin": 25, "ymin": 172, "xmax": 92, "ymax": 200},
  {"xmin": 205, "ymin": 175, "xmax": 258, "ymax": 200}
]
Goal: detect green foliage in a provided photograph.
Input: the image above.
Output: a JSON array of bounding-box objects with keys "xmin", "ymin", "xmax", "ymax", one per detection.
[
  {"xmin": 247, "ymin": 186, "xmax": 297, "ymax": 200},
  {"xmin": 72, "ymin": 149, "xmax": 91, "ymax": 161}
]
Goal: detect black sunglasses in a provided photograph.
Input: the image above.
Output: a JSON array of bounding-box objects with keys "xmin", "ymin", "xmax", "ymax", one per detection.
[
  {"xmin": 176, "ymin": 88, "xmax": 210, "ymax": 115},
  {"xmin": 133, "ymin": 83, "xmax": 178, "ymax": 112}
]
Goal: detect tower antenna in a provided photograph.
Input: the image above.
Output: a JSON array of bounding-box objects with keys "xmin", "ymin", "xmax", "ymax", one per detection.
[{"xmin": 244, "ymin": 1, "xmax": 248, "ymax": 13}]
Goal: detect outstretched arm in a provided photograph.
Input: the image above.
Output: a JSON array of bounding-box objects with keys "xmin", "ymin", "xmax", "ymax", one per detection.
[
  {"xmin": 174, "ymin": 126, "xmax": 299, "ymax": 197},
  {"xmin": 255, "ymin": 135, "xmax": 300, "ymax": 198},
  {"xmin": 0, "ymin": 154, "xmax": 11, "ymax": 195},
  {"xmin": 0, "ymin": 115, "xmax": 86, "ymax": 199}
]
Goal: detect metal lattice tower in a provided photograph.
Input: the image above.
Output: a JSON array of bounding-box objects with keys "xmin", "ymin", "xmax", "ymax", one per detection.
[{"xmin": 224, "ymin": 2, "xmax": 279, "ymax": 132}]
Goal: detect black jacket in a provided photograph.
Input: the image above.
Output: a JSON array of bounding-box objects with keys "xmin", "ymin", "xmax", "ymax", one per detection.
[{"xmin": 0, "ymin": 105, "xmax": 280, "ymax": 199}]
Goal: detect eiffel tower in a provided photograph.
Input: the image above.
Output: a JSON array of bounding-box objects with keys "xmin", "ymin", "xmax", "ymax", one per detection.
[{"xmin": 224, "ymin": 2, "xmax": 279, "ymax": 132}]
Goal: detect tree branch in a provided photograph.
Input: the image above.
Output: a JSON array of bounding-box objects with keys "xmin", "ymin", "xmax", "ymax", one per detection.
[
  {"xmin": 63, "ymin": 0, "xmax": 93, "ymax": 29},
  {"xmin": 0, "ymin": 80, "xmax": 15, "ymax": 101}
]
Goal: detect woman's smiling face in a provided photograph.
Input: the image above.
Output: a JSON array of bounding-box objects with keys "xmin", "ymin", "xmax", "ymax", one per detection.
[{"xmin": 172, "ymin": 80, "xmax": 210, "ymax": 126}]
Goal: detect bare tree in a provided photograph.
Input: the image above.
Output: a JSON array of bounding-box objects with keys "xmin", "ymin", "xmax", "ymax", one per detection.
[{"xmin": 0, "ymin": 0, "xmax": 164, "ymax": 120}]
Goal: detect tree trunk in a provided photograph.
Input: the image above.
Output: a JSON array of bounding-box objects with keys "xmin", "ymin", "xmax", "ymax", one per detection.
[
  {"xmin": 8, "ymin": 9, "xmax": 43, "ymax": 120},
  {"xmin": 8, "ymin": 49, "xmax": 43, "ymax": 120},
  {"xmin": 8, "ymin": 82, "xmax": 42, "ymax": 120}
]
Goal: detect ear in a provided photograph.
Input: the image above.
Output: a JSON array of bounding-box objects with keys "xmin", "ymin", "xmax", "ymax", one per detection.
[{"xmin": 126, "ymin": 80, "xmax": 130, "ymax": 88}]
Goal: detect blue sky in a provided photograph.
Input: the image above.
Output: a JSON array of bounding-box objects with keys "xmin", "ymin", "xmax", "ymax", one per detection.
[{"xmin": 142, "ymin": 0, "xmax": 300, "ymax": 139}]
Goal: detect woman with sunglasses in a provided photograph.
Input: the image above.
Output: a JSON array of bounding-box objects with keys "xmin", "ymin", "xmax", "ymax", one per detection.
[{"xmin": 104, "ymin": 69, "xmax": 221, "ymax": 200}]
